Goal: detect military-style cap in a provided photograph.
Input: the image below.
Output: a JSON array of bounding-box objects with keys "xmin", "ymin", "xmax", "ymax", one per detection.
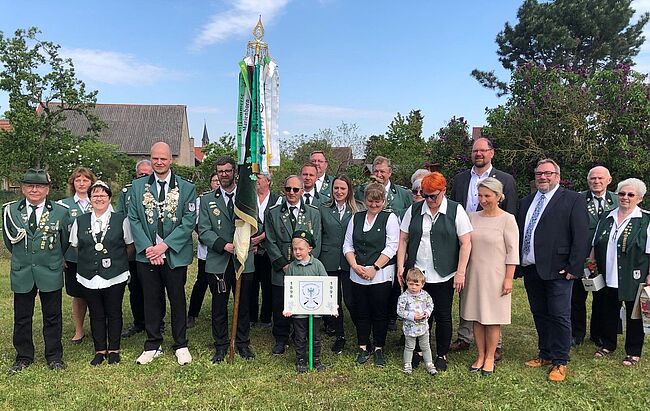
[
  {"xmin": 292, "ymin": 229, "xmax": 315, "ymax": 247},
  {"xmin": 21, "ymin": 168, "xmax": 51, "ymax": 185}
]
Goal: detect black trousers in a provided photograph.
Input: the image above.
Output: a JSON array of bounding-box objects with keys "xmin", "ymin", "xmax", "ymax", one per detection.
[
  {"xmin": 208, "ymin": 260, "xmax": 253, "ymax": 349},
  {"xmin": 272, "ymin": 284, "xmax": 291, "ymax": 344},
  {"xmin": 13, "ymin": 286, "xmax": 63, "ymax": 363},
  {"xmin": 523, "ymin": 265, "xmax": 573, "ymax": 365},
  {"xmin": 127, "ymin": 260, "xmax": 144, "ymax": 329},
  {"xmin": 423, "ymin": 277, "xmax": 454, "ymax": 357},
  {"xmin": 250, "ymin": 253, "xmax": 273, "ymax": 324},
  {"xmin": 596, "ymin": 286, "xmax": 645, "ymax": 356},
  {"xmin": 570, "ymin": 279, "xmax": 604, "ymax": 343},
  {"xmin": 324, "ymin": 270, "xmax": 355, "ymax": 338},
  {"xmin": 352, "ymin": 281, "xmax": 392, "ymax": 347},
  {"xmin": 137, "ymin": 261, "xmax": 188, "ymax": 351},
  {"xmin": 84, "ymin": 281, "xmax": 126, "ymax": 351},
  {"xmin": 188, "ymin": 259, "xmax": 209, "ymax": 318},
  {"xmin": 294, "ymin": 316, "xmax": 321, "ymax": 360}
]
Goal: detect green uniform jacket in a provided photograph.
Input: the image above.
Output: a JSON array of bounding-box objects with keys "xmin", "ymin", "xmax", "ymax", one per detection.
[
  {"xmin": 264, "ymin": 200, "xmax": 322, "ymax": 286},
  {"xmin": 304, "ymin": 191, "xmax": 327, "ymax": 207},
  {"xmin": 58, "ymin": 196, "xmax": 92, "ymax": 263},
  {"xmin": 318, "ymin": 200, "xmax": 364, "ymax": 272},
  {"xmin": 318, "ymin": 174, "xmax": 334, "ymax": 199},
  {"xmin": 115, "ymin": 184, "xmax": 133, "ymax": 214},
  {"xmin": 128, "ymin": 172, "xmax": 196, "ymax": 268},
  {"xmin": 2, "ymin": 199, "xmax": 71, "ymax": 293},
  {"xmin": 198, "ymin": 188, "xmax": 255, "ymax": 274},
  {"xmin": 354, "ymin": 181, "xmax": 412, "ymax": 214},
  {"xmin": 593, "ymin": 209, "xmax": 650, "ymax": 301},
  {"xmin": 582, "ymin": 190, "xmax": 618, "ymax": 244}
]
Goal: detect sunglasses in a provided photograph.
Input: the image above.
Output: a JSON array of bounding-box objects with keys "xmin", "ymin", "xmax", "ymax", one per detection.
[
  {"xmin": 284, "ymin": 187, "xmax": 301, "ymax": 193},
  {"xmin": 422, "ymin": 193, "xmax": 440, "ymax": 201},
  {"xmin": 617, "ymin": 192, "xmax": 636, "ymax": 198},
  {"xmin": 411, "ymin": 189, "xmax": 422, "ymax": 195}
]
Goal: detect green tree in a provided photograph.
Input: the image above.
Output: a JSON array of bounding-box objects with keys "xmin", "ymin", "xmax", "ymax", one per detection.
[
  {"xmin": 0, "ymin": 27, "xmax": 105, "ymax": 187},
  {"xmin": 472, "ymin": 0, "xmax": 649, "ymax": 95},
  {"xmin": 429, "ymin": 117, "xmax": 473, "ymax": 180}
]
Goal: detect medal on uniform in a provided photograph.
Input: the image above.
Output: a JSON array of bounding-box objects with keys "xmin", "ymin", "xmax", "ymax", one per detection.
[
  {"xmin": 95, "ymin": 243, "xmax": 104, "ymax": 251},
  {"xmin": 40, "ymin": 240, "xmax": 46, "ymax": 250}
]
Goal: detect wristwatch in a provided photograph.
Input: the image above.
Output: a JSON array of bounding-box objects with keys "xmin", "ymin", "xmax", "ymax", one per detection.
[{"xmin": 373, "ymin": 264, "xmax": 381, "ymax": 271}]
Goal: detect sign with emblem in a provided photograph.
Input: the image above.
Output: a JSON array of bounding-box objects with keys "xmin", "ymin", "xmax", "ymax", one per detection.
[{"xmin": 284, "ymin": 276, "xmax": 338, "ymax": 315}]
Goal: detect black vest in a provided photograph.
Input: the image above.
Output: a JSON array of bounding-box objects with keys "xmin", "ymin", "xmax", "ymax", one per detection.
[
  {"xmin": 76, "ymin": 212, "xmax": 130, "ymax": 281},
  {"xmin": 352, "ymin": 211, "xmax": 396, "ymax": 266}
]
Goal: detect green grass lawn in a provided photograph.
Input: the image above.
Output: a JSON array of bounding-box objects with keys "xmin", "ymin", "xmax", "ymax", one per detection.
[{"xmin": 0, "ymin": 257, "xmax": 648, "ymax": 410}]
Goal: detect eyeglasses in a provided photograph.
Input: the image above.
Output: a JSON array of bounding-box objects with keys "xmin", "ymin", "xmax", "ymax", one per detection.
[
  {"xmin": 471, "ymin": 148, "xmax": 492, "ymax": 154},
  {"xmin": 217, "ymin": 169, "xmax": 234, "ymax": 174},
  {"xmin": 411, "ymin": 189, "xmax": 422, "ymax": 195},
  {"xmin": 422, "ymin": 192, "xmax": 440, "ymax": 201},
  {"xmin": 91, "ymin": 195, "xmax": 109, "ymax": 199},
  {"xmin": 534, "ymin": 171, "xmax": 558, "ymax": 178},
  {"xmin": 617, "ymin": 192, "xmax": 636, "ymax": 198},
  {"xmin": 284, "ymin": 187, "xmax": 301, "ymax": 193},
  {"xmin": 23, "ymin": 184, "xmax": 48, "ymax": 190}
]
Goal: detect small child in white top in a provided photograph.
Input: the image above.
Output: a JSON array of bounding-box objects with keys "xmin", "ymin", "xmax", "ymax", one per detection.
[{"xmin": 396, "ymin": 268, "xmax": 436, "ymax": 375}]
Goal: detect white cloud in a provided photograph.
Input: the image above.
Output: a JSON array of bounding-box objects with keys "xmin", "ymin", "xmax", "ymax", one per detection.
[
  {"xmin": 191, "ymin": 0, "xmax": 291, "ymax": 51},
  {"xmin": 189, "ymin": 106, "xmax": 222, "ymax": 114},
  {"xmin": 281, "ymin": 130, "xmax": 291, "ymax": 135},
  {"xmin": 286, "ymin": 103, "xmax": 394, "ymax": 120},
  {"xmin": 62, "ymin": 48, "xmax": 174, "ymax": 86},
  {"xmin": 633, "ymin": 0, "xmax": 650, "ymax": 73}
]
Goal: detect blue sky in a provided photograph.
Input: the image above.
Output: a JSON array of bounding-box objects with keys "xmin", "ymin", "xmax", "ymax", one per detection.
[{"xmin": 2, "ymin": 0, "xmax": 650, "ymax": 147}]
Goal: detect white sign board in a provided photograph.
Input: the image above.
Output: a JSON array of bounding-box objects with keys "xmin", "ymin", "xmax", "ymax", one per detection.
[{"xmin": 284, "ymin": 276, "xmax": 338, "ymax": 316}]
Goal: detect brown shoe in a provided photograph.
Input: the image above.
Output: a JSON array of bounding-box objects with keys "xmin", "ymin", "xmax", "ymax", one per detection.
[
  {"xmin": 494, "ymin": 347, "xmax": 503, "ymax": 362},
  {"xmin": 524, "ymin": 357, "xmax": 552, "ymax": 368},
  {"xmin": 548, "ymin": 364, "xmax": 567, "ymax": 381},
  {"xmin": 450, "ymin": 339, "xmax": 470, "ymax": 352}
]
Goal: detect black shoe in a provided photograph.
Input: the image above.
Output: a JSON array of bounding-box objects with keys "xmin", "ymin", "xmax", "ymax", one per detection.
[
  {"xmin": 374, "ymin": 349, "xmax": 386, "ymax": 367},
  {"xmin": 412, "ymin": 352, "xmax": 423, "ymax": 369},
  {"xmin": 331, "ymin": 337, "xmax": 346, "ymax": 354},
  {"xmin": 187, "ymin": 316, "xmax": 197, "ymax": 329},
  {"xmin": 325, "ymin": 325, "xmax": 336, "ymax": 337},
  {"xmin": 237, "ymin": 345, "xmax": 255, "ymax": 360},
  {"xmin": 48, "ymin": 360, "xmax": 66, "ymax": 371},
  {"xmin": 71, "ymin": 335, "xmax": 85, "ymax": 345},
  {"xmin": 571, "ymin": 337, "xmax": 583, "ymax": 347},
  {"xmin": 296, "ymin": 358, "xmax": 308, "ymax": 373},
  {"xmin": 482, "ymin": 363, "xmax": 496, "ymax": 376},
  {"xmin": 356, "ymin": 348, "xmax": 372, "ymax": 364},
  {"xmin": 8, "ymin": 360, "xmax": 31, "ymax": 374},
  {"xmin": 258, "ymin": 322, "xmax": 272, "ymax": 329},
  {"xmin": 272, "ymin": 341, "xmax": 287, "ymax": 355},
  {"xmin": 90, "ymin": 353, "xmax": 106, "ymax": 366},
  {"xmin": 121, "ymin": 324, "xmax": 144, "ymax": 338},
  {"xmin": 212, "ymin": 348, "xmax": 227, "ymax": 364},
  {"xmin": 434, "ymin": 355, "xmax": 448, "ymax": 372},
  {"xmin": 107, "ymin": 352, "xmax": 121, "ymax": 364},
  {"xmin": 313, "ymin": 358, "xmax": 326, "ymax": 371},
  {"xmin": 387, "ymin": 319, "xmax": 397, "ymax": 331}
]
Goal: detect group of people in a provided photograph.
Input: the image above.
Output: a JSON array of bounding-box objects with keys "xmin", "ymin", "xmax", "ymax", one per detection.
[{"xmin": 2, "ymin": 139, "xmax": 648, "ymax": 382}]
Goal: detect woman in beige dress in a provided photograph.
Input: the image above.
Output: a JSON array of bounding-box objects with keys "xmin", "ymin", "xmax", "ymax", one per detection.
[{"xmin": 461, "ymin": 177, "xmax": 519, "ymax": 375}]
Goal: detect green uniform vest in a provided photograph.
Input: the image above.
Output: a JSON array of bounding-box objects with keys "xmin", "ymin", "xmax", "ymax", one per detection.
[
  {"xmin": 352, "ymin": 210, "xmax": 396, "ymax": 266},
  {"xmin": 76, "ymin": 212, "xmax": 130, "ymax": 281},
  {"xmin": 405, "ymin": 200, "xmax": 460, "ymax": 277},
  {"xmin": 593, "ymin": 211, "xmax": 650, "ymax": 301}
]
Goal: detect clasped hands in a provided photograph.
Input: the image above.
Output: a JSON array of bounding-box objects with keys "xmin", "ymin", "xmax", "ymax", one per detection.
[
  {"xmin": 353, "ymin": 264, "xmax": 376, "ymax": 281},
  {"xmin": 145, "ymin": 243, "xmax": 168, "ymax": 265}
]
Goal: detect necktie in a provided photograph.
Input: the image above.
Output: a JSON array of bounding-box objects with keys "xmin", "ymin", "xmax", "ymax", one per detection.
[
  {"xmin": 596, "ymin": 197, "xmax": 604, "ymax": 217},
  {"xmin": 289, "ymin": 206, "xmax": 297, "ymax": 230},
  {"xmin": 523, "ymin": 194, "xmax": 546, "ymax": 256},
  {"xmin": 226, "ymin": 192, "xmax": 235, "ymax": 219},
  {"xmin": 157, "ymin": 181, "xmax": 166, "ymax": 235},
  {"xmin": 304, "ymin": 193, "xmax": 311, "ymax": 205},
  {"xmin": 28, "ymin": 205, "xmax": 38, "ymax": 233}
]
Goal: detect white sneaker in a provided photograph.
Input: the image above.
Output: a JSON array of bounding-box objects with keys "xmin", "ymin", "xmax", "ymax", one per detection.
[
  {"xmin": 136, "ymin": 347, "xmax": 163, "ymax": 365},
  {"xmin": 175, "ymin": 347, "xmax": 192, "ymax": 365},
  {"xmin": 425, "ymin": 362, "xmax": 438, "ymax": 376}
]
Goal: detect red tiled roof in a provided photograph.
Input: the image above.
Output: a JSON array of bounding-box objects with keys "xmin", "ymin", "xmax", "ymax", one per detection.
[
  {"xmin": 0, "ymin": 119, "xmax": 11, "ymax": 131},
  {"xmin": 194, "ymin": 147, "xmax": 205, "ymax": 162}
]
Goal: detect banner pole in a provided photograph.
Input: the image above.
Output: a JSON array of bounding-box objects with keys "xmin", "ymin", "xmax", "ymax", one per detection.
[{"xmin": 309, "ymin": 314, "xmax": 313, "ymax": 370}]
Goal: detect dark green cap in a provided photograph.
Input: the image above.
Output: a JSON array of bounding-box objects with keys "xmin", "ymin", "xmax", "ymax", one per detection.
[
  {"xmin": 21, "ymin": 168, "xmax": 51, "ymax": 185},
  {"xmin": 292, "ymin": 229, "xmax": 315, "ymax": 247}
]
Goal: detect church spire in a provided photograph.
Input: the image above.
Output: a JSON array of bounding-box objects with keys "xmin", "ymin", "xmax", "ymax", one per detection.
[{"xmin": 201, "ymin": 121, "xmax": 209, "ymax": 146}]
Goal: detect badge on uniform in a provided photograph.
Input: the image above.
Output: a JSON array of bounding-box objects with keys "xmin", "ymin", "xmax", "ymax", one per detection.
[
  {"xmin": 188, "ymin": 202, "xmax": 196, "ymax": 212},
  {"xmin": 102, "ymin": 258, "xmax": 112, "ymax": 269},
  {"xmin": 634, "ymin": 269, "xmax": 642, "ymax": 280},
  {"xmin": 71, "ymin": 209, "xmax": 78, "ymax": 217},
  {"xmin": 213, "ymin": 208, "xmax": 221, "ymax": 216}
]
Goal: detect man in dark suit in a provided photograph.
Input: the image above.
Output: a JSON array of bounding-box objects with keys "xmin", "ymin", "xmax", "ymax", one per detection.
[
  {"xmin": 450, "ymin": 137, "xmax": 517, "ymax": 358},
  {"xmin": 310, "ymin": 151, "xmax": 334, "ymax": 199},
  {"xmin": 517, "ymin": 159, "xmax": 589, "ymax": 382},
  {"xmin": 301, "ymin": 163, "xmax": 326, "ymax": 207},
  {"xmin": 571, "ymin": 166, "xmax": 617, "ymax": 346}
]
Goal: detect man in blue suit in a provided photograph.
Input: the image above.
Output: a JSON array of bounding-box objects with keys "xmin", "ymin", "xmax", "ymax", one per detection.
[{"xmin": 516, "ymin": 159, "xmax": 589, "ymax": 382}]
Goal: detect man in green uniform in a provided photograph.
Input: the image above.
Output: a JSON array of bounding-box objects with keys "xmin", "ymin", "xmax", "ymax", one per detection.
[
  {"xmin": 128, "ymin": 142, "xmax": 196, "ymax": 366},
  {"xmin": 310, "ymin": 151, "xmax": 334, "ymax": 199},
  {"xmin": 2, "ymin": 168, "xmax": 71, "ymax": 372},
  {"xmin": 265, "ymin": 175, "xmax": 322, "ymax": 355},
  {"xmin": 355, "ymin": 156, "xmax": 412, "ymax": 213}
]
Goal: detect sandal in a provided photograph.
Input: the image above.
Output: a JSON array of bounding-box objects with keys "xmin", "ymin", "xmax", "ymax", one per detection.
[
  {"xmin": 594, "ymin": 348, "xmax": 612, "ymax": 358},
  {"xmin": 622, "ymin": 355, "xmax": 640, "ymax": 366}
]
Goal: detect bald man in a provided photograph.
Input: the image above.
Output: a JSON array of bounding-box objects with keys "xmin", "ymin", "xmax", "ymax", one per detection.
[
  {"xmin": 572, "ymin": 166, "xmax": 617, "ymax": 346},
  {"xmin": 128, "ymin": 142, "xmax": 197, "ymax": 365}
]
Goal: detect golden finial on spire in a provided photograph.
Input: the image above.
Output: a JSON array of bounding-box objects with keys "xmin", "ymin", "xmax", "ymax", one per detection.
[
  {"xmin": 247, "ymin": 16, "xmax": 269, "ymax": 60},
  {"xmin": 252, "ymin": 16, "xmax": 265, "ymax": 41}
]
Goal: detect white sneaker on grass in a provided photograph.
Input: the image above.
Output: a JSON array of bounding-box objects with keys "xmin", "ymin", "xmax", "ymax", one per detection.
[
  {"xmin": 425, "ymin": 362, "xmax": 438, "ymax": 376},
  {"xmin": 136, "ymin": 347, "xmax": 163, "ymax": 364},
  {"xmin": 175, "ymin": 347, "xmax": 192, "ymax": 365}
]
